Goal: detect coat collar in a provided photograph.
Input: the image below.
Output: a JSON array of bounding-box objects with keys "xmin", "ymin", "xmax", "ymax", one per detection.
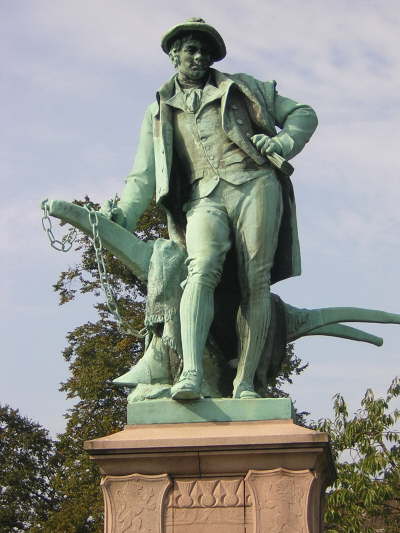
[
  {"xmin": 156, "ymin": 69, "xmax": 234, "ymax": 109},
  {"xmin": 155, "ymin": 68, "xmax": 276, "ymax": 136},
  {"xmin": 164, "ymin": 77, "xmax": 225, "ymax": 112}
]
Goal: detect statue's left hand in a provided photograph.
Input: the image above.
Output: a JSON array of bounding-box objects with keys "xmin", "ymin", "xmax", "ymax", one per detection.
[{"xmin": 250, "ymin": 134, "xmax": 283, "ymax": 156}]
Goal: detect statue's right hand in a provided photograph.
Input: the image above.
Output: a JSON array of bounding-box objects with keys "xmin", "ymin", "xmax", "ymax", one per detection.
[{"xmin": 99, "ymin": 199, "xmax": 127, "ymax": 228}]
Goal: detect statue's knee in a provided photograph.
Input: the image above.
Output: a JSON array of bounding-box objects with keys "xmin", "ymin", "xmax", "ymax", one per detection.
[
  {"xmin": 241, "ymin": 275, "xmax": 272, "ymax": 301},
  {"xmin": 186, "ymin": 256, "xmax": 223, "ymax": 288}
]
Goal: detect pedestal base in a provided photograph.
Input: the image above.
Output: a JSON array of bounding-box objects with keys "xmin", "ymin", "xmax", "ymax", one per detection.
[
  {"xmin": 85, "ymin": 417, "xmax": 335, "ymax": 532},
  {"xmin": 127, "ymin": 397, "xmax": 295, "ymax": 424}
]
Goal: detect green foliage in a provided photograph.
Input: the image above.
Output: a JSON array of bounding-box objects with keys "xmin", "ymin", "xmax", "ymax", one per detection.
[
  {"xmin": 262, "ymin": 343, "xmax": 309, "ymax": 425},
  {"xmin": 266, "ymin": 343, "xmax": 309, "ymax": 397},
  {"xmin": 318, "ymin": 378, "xmax": 400, "ymax": 532},
  {"xmin": 0, "ymin": 406, "xmax": 60, "ymax": 532}
]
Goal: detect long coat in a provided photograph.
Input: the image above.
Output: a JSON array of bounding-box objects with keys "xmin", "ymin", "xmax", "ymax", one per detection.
[{"xmin": 119, "ymin": 69, "xmax": 318, "ymax": 284}]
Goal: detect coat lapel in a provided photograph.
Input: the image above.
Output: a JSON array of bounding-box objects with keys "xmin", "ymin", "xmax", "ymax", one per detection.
[
  {"xmin": 212, "ymin": 70, "xmax": 265, "ymax": 163},
  {"xmin": 215, "ymin": 71, "xmax": 234, "ymax": 132},
  {"xmin": 213, "ymin": 69, "xmax": 276, "ymax": 137},
  {"xmin": 156, "ymin": 77, "xmax": 176, "ymax": 177}
]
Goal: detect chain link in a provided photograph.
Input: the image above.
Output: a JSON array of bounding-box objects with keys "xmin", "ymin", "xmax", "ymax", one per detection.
[
  {"xmin": 41, "ymin": 199, "xmax": 77, "ymax": 252},
  {"xmin": 85, "ymin": 204, "xmax": 147, "ymax": 339},
  {"xmin": 40, "ymin": 198, "xmax": 146, "ymax": 338}
]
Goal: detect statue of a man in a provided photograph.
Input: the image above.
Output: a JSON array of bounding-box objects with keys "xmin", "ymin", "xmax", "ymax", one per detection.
[{"xmin": 102, "ymin": 18, "xmax": 318, "ymax": 400}]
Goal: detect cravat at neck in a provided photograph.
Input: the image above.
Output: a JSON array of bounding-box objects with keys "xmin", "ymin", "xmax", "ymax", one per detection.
[{"xmin": 183, "ymin": 88, "xmax": 203, "ymax": 113}]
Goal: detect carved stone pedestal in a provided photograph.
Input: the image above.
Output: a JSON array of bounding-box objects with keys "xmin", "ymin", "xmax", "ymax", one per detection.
[{"xmin": 85, "ymin": 414, "xmax": 335, "ymax": 532}]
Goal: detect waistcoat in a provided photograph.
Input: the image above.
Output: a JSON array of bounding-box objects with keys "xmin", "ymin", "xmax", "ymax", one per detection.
[{"xmin": 167, "ymin": 82, "xmax": 270, "ymax": 200}]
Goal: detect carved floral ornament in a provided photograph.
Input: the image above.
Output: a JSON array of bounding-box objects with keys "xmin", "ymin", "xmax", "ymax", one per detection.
[{"xmin": 101, "ymin": 469, "xmax": 316, "ymax": 532}]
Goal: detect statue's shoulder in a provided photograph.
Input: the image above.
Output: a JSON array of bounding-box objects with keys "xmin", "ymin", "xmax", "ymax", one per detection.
[
  {"xmin": 216, "ymin": 70, "xmax": 277, "ymax": 113},
  {"xmin": 147, "ymin": 101, "xmax": 159, "ymax": 117},
  {"xmin": 219, "ymin": 71, "xmax": 277, "ymax": 92},
  {"xmin": 225, "ymin": 72, "xmax": 260, "ymax": 84}
]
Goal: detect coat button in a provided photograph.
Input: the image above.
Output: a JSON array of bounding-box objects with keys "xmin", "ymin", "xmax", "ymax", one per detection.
[
  {"xmin": 232, "ymin": 104, "xmax": 238, "ymax": 110},
  {"xmin": 237, "ymin": 119, "xmax": 244, "ymax": 125}
]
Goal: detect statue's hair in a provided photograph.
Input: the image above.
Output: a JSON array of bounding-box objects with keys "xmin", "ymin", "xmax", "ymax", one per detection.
[{"xmin": 168, "ymin": 31, "xmax": 214, "ymax": 68}]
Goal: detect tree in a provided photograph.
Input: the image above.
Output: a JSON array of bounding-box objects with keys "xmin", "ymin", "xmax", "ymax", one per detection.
[
  {"xmin": 0, "ymin": 405, "xmax": 60, "ymax": 532},
  {"xmin": 318, "ymin": 378, "xmax": 400, "ymax": 532}
]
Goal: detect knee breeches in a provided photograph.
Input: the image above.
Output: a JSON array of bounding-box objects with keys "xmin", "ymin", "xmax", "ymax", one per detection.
[{"xmin": 184, "ymin": 174, "xmax": 283, "ymax": 297}]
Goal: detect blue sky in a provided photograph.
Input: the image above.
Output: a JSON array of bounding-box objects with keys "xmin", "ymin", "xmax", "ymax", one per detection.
[{"xmin": 2, "ymin": 0, "xmax": 399, "ymax": 435}]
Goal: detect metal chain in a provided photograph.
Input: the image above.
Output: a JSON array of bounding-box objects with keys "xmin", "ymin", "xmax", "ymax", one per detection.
[
  {"xmin": 41, "ymin": 199, "xmax": 77, "ymax": 252},
  {"xmin": 41, "ymin": 199, "xmax": 146, "ymax": 338},
  {"xmin": 85, "ymin": 204, "xmax": 147, "ymax": 339}
]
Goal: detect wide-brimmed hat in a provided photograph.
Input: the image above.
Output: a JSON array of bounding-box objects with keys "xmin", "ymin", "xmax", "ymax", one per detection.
[{"xmin": 161, "ymin": 17, "xmax": 226, "ymax": 62}]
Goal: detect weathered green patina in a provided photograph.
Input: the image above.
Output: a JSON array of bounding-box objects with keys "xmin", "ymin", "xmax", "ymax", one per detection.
[
  {"xmin": 43, "ymin": 18, "xmax": 400, "ymax": 409},
  {"xmin": 127, "ymin": 398, "xmax": 295, "ymax": 425},
  {"xmin": 100, "ymin": 18, "xmax": 318, "ymax": 401}
]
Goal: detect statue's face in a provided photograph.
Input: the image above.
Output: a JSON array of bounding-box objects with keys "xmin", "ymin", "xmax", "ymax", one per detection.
[{"xmin": 175, "ymin": 38, "xmax": 212, "ymax": 81}]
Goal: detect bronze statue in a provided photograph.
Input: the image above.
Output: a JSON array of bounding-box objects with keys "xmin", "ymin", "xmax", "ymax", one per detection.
[
  {"xmin": 101, "ymin": 17, "xmax": 317, "ymax": 400},
  {"xmin": 43, "ymin": 18, "xmax": 400, "ymax": 404}
]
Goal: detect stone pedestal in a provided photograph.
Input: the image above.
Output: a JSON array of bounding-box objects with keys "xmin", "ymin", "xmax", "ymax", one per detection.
[{"xmin": 85, "ymin": 401, "xmax": 335, "ymax": 532}]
